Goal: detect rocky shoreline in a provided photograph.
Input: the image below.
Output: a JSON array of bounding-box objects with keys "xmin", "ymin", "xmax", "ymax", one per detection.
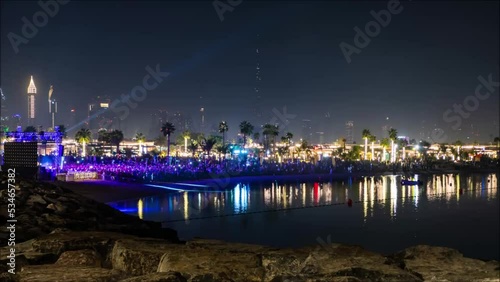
[{"xmin": 1, "ymin": 176, "xmax": 499, "ymax": 281}]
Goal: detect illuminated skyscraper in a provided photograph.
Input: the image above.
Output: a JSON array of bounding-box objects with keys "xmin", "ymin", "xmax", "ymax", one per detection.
[
  {"xmin": 254, "ymin": 34, "xmax": 263, "ymax": 125},
  {"xmin": 0, "ymin": 88, "xmax": 8, "ymax": 131},
  {"xmin": 48, "ymin": 85, "xmax": 57, "ymax": 129},
  {"xmin": 346, "ymin": 121, "xmax": 354, "ymax": 144},
  {"xmin": 27, "ymin": 76, "xmax": 37, "ymax": 125}
]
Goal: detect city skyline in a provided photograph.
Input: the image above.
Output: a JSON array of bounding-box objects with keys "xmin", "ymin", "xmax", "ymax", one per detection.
[{"xmin": 1, "ymin": 1, "xmax": 499, "ymax": 143}]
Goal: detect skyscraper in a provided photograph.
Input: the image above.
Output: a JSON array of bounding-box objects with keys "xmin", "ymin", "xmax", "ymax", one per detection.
[
  {"xmin": 253, "ymin": 34, "xmax": 263, "ymax": 126},
  {"xmin": 0, "ymin": 88, "xmax": 8, "ymax": 131},
  {"xmin": 302, "ymin": 119, "xmax": 312, "ymax": 143},
  {"xmin": 346, "ymin": 121, "xmax": 354, "ymax": 144},
  {"xmin": 48, "ymin": 85, "xmax": 57, "ymax": 129},
  {"xmin": 27, "ymin": 76, "xmax": 37, "ymax": 125},
  {"xmin": 87, "ymin": 96, "xmax": 113, "ymax": 135}
]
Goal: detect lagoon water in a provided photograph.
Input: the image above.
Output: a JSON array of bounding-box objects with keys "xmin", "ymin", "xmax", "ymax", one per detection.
[{"xmin": 109, "ymin": 173, "xmax": 499, "ymax": 260}]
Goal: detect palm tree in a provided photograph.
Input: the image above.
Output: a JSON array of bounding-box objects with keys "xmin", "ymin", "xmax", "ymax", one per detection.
[
  {"xmin": 202, "ymin": 136, "xmax": 217, "ymax": 156},
  {"xmin": 369, "ymin": 135, "xmax": 376, "ymax": 161},
  {"xmin": 388, "ymin": 128, "xmax": 398, "ymax": 162},
  {"xmin": 160, "ymin": 122, "xmax": 176, "ymax": 164},
  {"xmin": 181, "ymin": 130, "xmax": 191, "ymax": 153},
  {"xmin": 218, "ymin": 121, "xmax": 229, "ymax": 148},
  {"xmin": 75, "ymin": 128, "xmax": 92, "ymax": 157},
  {"xmin": 98, "ymin": 129, "xmax": 108, "ymax": 142},
  {"xmin": 439, "ymin": 143, "xmax": 448, "ymax": 160},
  {"xmin": 362, "ymin": 129, "xmax": 371, "ymax": 161},
  {"xmin": 239, "ymin": 121, "xmax": 254, "ymax": 146},
  {"xmin": 252, "ymin": 132, "xmax": 260, "ymax": 144},
  {"xmin": 262, "ymin": 124, "xmax": 279, "ymax": 152},
  {"xmin": 380, "ymin": 138, "xmax": 390, "ymax": 162},
  {"xmin": 108, "ymin": 130, "xmax": 124, "ymax": 154},
  {"xmin": 56, "ymin": 124, "xmax": 67, "ymax": 139},
  {"xmin": 216, "ymin": 143, "xmax": 230, "ymax": 159},
  {"xmin": 135, "ymin": 132, "xmax": 146, "ymax": 155},
  {"xmin": 284, "ymin": 132, "xmax": 293, "ymax": 144},
  {"xmin": 188, "ymin": 140, "xmax": 198, "ymax": 157},
  {"xmin": 340, "ymin": 137, "xmax": 347, "ymax": 152}
]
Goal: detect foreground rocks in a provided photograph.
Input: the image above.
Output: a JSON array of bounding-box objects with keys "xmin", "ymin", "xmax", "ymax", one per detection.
[
  {"xmin": 0, "ymin": 229, "xmax": 498, "ymax": 281},
  {"xmin": 0, "ymin": 176, "xmax": 498, "ymax": 281}
]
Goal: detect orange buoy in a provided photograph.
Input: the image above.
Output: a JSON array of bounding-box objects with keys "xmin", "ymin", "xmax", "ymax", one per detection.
[{"xmin": 347, "ymin": 199, "xmax": 353, "ymax": 207}]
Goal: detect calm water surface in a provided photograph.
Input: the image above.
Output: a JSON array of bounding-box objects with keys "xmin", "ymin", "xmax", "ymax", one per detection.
[{"xmin": 109, "ymin": 173, "xmax": 499, "ymax": 260}]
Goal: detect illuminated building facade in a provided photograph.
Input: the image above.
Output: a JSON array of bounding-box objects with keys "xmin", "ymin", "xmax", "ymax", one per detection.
[
  {"xmin": 87, "ymin": 96, "xmax": 113, "ymax": 134},
  {"xmin": 346, "ymin": 120, "xmax": 354, "ymax": 144},
  {"xmin": 27, "ymin": 76, "xmax": 37, "ymax": 125}
]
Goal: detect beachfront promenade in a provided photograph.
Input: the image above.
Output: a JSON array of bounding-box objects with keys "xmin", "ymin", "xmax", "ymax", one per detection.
[{"xmin": 47, "ymin": 155, "xmax": 499, "ymax": 184}]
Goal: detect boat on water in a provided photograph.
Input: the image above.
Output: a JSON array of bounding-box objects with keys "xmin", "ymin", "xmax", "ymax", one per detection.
[{"xmin": 401, "ymin": 179, "xmax": 423, "ymax": 186}]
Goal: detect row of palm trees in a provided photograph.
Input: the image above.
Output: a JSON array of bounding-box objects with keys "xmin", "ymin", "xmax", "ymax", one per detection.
[
  {"xmin": 72, "ymin": 122, "xmax": 499, "ymax": 161},
  {"xmin": 361, "ymin": 128, "xmax": 398, "ymax": 162}
]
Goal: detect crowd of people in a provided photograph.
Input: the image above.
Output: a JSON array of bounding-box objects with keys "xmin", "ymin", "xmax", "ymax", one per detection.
[
  {"xmin": 38, "ymin": 153, "xmax": 496, "ymax": 183},
  {"xmin": 40, "ymin": 154, "xmax": 441, "ymax": 183}
]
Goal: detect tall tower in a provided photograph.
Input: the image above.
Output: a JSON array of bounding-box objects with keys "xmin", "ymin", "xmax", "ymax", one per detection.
[
  {"xmin": 27, "ymin": 76, "xmax": 37, "ymax": 125},
  {"xmin": 199, "ymin": 96, "xmax": 205, "ymax": 134},
  {"xmin": 0, "ymin": 88, "xmax": 7, "ymax": 131},
  {"xmin": 254, "ymin": 34, "xmax": 263, "ymax": 126},
  {"xmin": 346, "ymin": 121, "xmax": 354, "ymax": 144},
  {"xmin": 48, "ymin": 85, "xmax": 57, "ymax": 129}
]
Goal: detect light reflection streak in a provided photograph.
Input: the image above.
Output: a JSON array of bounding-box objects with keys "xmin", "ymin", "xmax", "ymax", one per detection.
[
  {"xmin": 137, "ymin": 199, "xmax": 143, "ymax": 219},
  {"xmin": 390, "ymin": 176, "xmax": 397, "ymax": 218},
  {"xmin": 115, "ymin": 173, "xmax": 497, "ymax": 223},
  {"xmin": 183, "ymin": 192, "xmax": 188, "ymax": 221}
]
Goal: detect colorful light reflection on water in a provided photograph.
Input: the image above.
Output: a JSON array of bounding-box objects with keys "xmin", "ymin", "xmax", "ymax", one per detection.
[{"xmin": 108, "ymin": 173, "xmax": 498, "ymax": 260}]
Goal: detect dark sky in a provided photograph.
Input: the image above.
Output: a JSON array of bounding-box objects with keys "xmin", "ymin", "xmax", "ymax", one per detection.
[{"xmin": 1, "ymin": 0, "xmax": 499, "ymax": 143}]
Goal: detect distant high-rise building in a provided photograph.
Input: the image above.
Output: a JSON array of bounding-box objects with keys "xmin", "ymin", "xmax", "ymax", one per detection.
[
  {"xmin": 199, "ymin": 97, "xmax": 205, "ymax": 134},
  {"xmin": 0, "ymin": 88, "xmax": 8, "ymax": 131},
  {"xmin": 302, "ymin": 119, "xmax": 312, "ymax": 143},
  {"xmin": 68, "ymin": 108, "xmax": 77, "ymax": 130},
  {"xmin": 27, "ymin": 76, "xmax": 37, "ymax": 125},
  {"xmin": 48, "ymin": 85, "xmax": 57, "ymax": 129},
  {"xmin": 149, "ymin": 108, "xmax": 168, "ymax": 138},
  {"xmin": 87, "ymin": 96, "xmax": 113, "ymax": 135},
  {"xmin": 253, "ymin": 34, "xmax": 263, "ymax": 126},
  {"xmin": 346, "ymin": 121, "xmax": 354, "ymax": 144}
]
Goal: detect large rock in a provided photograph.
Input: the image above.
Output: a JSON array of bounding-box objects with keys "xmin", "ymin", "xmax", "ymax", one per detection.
[
  {"xmin": 156, "ymin": 239, "xmax": 422, "ymax": 282},
  {"xmin": 388, "ymin": 245, "xmax": 500, "ymax": 282},
  {"xmin": 55, "ymin": 249, "xmax": 102, "ymax": 267},
  {"xmin": 111, "ymin": 238, "xmax": 182, "ymax": 276},
  {"xmin": 19, "ymin": 265, "xmax": 127, "ymax": 282},
  {"xmin": 158, "ymin": 241, "xmax": 266, "ymax": 281}
]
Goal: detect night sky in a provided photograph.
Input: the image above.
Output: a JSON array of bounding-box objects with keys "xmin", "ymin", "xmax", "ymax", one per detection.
[{"xmin": 1, "ymin": 0, "xmax": 498, "ymax": 143}]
